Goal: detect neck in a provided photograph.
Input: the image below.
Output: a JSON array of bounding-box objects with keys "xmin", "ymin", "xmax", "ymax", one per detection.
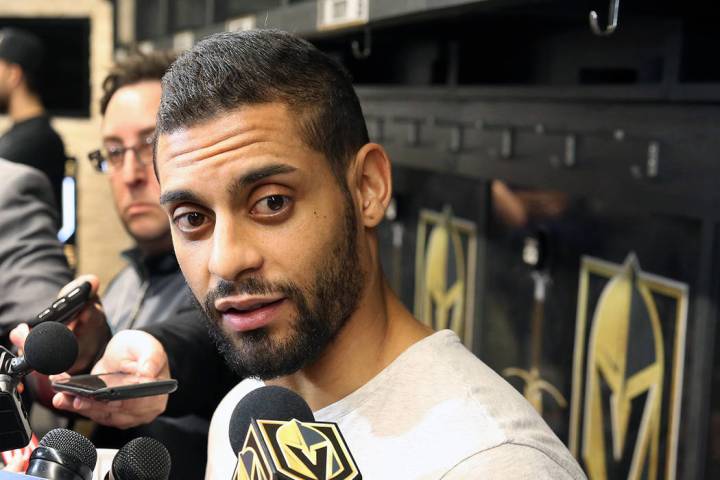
[
  {"xmin": 268, "ymin": 270, "xmax": 432, "ymax": 411},
  {"xmin": 9, "ymin": 89, "xmax": 44, "ymax": 123},
  {"xmin": 136, "ymin": 234, "xmax": 173, "ymax": 258}
]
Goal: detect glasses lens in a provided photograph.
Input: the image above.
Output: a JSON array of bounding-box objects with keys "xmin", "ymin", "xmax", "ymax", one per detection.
[
  {"xmin": 138, "ymin": 142, "xmax": 154, "ymax": 165},
  {"xmin": 105, "ymin": 146, "xmax": 126, "ymax": 170}
]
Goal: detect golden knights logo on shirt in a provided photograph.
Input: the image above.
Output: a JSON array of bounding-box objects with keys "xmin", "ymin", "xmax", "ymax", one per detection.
[
  {"xmin": 234, "ymin": 418, "xmax": 361, "ymax": 480},
  {"xmin": 569, "ymin": 254, "xmax": 688, "ymax": 480},
  {"xmin": 414, "ymin": 206, "xmax": 478, "ymax": 348}
]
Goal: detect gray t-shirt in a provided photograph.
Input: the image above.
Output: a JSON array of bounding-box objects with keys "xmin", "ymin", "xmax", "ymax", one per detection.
[{"xmin": 206, "ymin": 330, "xmax": 586, "ymax": 479}]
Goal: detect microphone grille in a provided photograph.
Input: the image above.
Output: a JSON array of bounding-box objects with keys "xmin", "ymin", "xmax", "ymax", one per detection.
[
  {"xmin": 229, "ymin": 385, "xmax": 314, "ymax": 454},
  {"xmin": 113, "ymin": 437, "xmax": 171, "ymax": 480},
  {"xmin": 25, "ymin": 321, "xmax": 78, "ymax": 374},
  {"xmin": 39, "ymin": 428, "xmax": 97, "ymax": 470}
]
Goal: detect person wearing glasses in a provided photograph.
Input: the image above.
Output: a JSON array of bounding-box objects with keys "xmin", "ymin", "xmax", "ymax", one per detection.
[
  {"xmin": 9, "ymin": 51, "xmax": 238, "ymax": 477},
  {"xmin": 83, "ymin": 50, "xmax": 238, "ymax": 479}
]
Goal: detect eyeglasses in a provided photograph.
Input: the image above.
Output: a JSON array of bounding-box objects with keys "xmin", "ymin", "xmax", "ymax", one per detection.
[{"xmin": 88, "ymin": 132, "xmax": 155, "ymax": 173}]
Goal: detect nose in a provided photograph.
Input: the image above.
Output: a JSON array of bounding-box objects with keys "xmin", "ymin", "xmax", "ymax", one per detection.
[
  {"xmin": 208, "ymin": 214, "xmax": 263, "ymax": 282},
  {"xmin": 120, "ymin": 148, "xmax": 147, "ymax": 186}
]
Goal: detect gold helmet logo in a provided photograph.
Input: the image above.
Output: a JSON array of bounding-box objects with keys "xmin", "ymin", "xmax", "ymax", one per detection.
[
  {"xmin": 583, "ymin": 255, "xmax": 664, "ymax": 480},
  {"xmin": 275, "ymin": 419, "xmax": 343, "ymax": 480},
  {"xmin": 414, "ymin": 206, "xmax": 477, "ymax": 347}
]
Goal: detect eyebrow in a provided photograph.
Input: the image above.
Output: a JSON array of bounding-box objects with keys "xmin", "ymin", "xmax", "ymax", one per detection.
[
  {"xmin": 230, "ymin": 163, "xmax": 298, "ymax": 194},
  {"xmin": 103, "ymin": 127, "xmax": 156, "ymax": 144},
  {"xmin": 159, "ymin": 189, "xmax": 204, "ymax": 206},
  {"xmin": 159, "ymin": 164, "xmax": 298, "ymax": 207},
  {"xmin": 228, "ymin": 163, "xmax": 297, "ymax": 195}
]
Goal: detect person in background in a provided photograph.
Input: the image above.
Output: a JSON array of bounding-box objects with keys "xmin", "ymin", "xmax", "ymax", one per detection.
[
  {"xmin": 0, "ymin": 159, "xmax": 71, "ymax": 334},
  {"xmin": 12, "ymin": 50, "xmax": 239, "ymax": 479},
  {"xmin": 0, "ymin": 28, "xmax": 66, "ymax": 217},
  {"xmin": 0, "ymin": 158, "xmax": 71, "ymax": 473},
  {"xmin": 84, "ymin": 50, "xmax": 240, "ymax": 479}
]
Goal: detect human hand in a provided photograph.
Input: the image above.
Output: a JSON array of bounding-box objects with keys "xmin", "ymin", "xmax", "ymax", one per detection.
[
  {"xmin": 1, "ymin": 455, "xmax": 25, "ymax": 472},
  {"xmin": 10, "ymin": 274, "xmax": 112, "ymax": 374},
  {"xmin": 50, "ymin": 330, "xmax": 170, "ymax": 429}
]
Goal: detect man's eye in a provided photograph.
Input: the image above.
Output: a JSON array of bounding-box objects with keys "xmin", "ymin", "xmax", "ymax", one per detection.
[
  {"xmin": 174, "ymin": 211, "xmax": 208, "ymax": 231},
  {"xmin": 105, "ymin": 145, "xmax": 124, "ymax": 159},
  {"xmin": 252, "ymin": 195, "xmax": 291, "ymax": 216}
]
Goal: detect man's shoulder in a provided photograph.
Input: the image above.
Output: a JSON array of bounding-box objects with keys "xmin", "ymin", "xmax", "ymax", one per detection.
[
  {"xmin": 335, "ymin": 330, "xmax": 581, "ymax": 477},
  {"xmin": 0, "ymin": 158, "xmax": 49, "ymax": 188},
  {"xmin": 444, "ymin": 442, "xmax": 587, "ymax": 479},
  {"xmin": 382, "ymin": 330, "xmax": 532, "ymax": 413},
  {"xmin": 0, "ymin": 159, "xmax": 55, "ymax": 209}
]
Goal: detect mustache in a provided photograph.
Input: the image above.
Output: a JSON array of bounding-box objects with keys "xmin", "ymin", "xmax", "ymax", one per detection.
[{"xmin": 203, "ymin": 277, "xmax": 300, "ymax": 313}]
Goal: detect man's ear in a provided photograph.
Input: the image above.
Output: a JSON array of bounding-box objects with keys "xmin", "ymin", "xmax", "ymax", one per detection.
[
  {"xmin": 6, "ymin": 64, "xmax": 23, "ymax": 89},
  {"xmin": 350, "ymin": 143, "xmax": 392, "ymax": 228}
]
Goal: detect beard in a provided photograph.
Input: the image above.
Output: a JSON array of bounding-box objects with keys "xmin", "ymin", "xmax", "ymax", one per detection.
[{"xmin": 197, "ymin": 193, "xmax": 364, "ymax": 380}]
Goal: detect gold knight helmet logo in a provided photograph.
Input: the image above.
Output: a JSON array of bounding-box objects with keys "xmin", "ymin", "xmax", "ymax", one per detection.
[
  {"xmin": 275, "ymin": 419, "xmax": 343, "ymax": 479},
  {"xmin": 236, "ymin": 418, "xmax": 361, "ymax": 480},
  {"xmin": 414, "ymin": 206, "xmax": 478, "ymax": 348},
  {"xmin": 582, "ymin": 255, "xmax": 664, "ymax": 480}
]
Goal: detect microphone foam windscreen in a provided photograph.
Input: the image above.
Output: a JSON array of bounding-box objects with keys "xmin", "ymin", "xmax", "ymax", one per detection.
[
  {"xmin": 39, "ymin": 428, "xmax": 97, "ymax": 470},
  {"xmin": 113, "ymin": 437, "xmax": 171, "ymax": 480},
  {"xmin": 25, "ymin": 321, "xmax": 78, "ymax": 374},
  {"xmin": 229, "ymin": 385, "xmax": 315, "ymax": 454}
]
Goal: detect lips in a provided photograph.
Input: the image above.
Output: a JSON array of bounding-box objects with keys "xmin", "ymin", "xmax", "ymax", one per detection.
[
  {"xmin": 125, "ymin": 202, "xmax": 157, "ymax": 215},
  {"xmin": 217, "ymin": 297, "xmax": 286, "ymax": 332}
]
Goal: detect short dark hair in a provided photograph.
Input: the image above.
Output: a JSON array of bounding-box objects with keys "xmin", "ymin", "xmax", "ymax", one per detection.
[
  {"xmin": 100, "ymin": 50, "xmax": 177, "ymax": 115},
  {"xmin": 0, "ymin": 28, "xmax": 45, "ymax": 96},
  {"xmin": 157, "ymin": 30, "xmax": 369, "ymax": 182}
]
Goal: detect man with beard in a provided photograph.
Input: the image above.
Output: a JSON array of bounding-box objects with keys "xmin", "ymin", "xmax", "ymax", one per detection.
[
  {"xmin": 34, "ymin": 31, "xmax": 584, "ymax": 478},
  {"xmin": 0, "ymin": 28, "xmax": 65, "ymax": 215}
]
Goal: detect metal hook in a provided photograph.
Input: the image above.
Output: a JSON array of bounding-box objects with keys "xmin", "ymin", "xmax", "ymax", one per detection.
[
  {"xmin": 351, "ymin": 28, "xmax": 371, "ymax": 59},
  {"xmin": 589, "ymin": 0, "xmax": 620, "ymax": 36}
]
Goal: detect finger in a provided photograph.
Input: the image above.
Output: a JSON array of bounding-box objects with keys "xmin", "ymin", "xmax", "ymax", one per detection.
[
  {"xmin": 89, "ymin": 359, "xmax": 139, "ymax": 376},
  {"xmin": 52, "ymin": 392, "xmax": 123, "ymax": 414},
  {"xmin": 53, "ymin": 394, "xmax": 157, "ymax": 429},
  {"xmin": 138, "ymin": 356, "xmax": 166, "ymax": 378},
  {"xmin": 71, "ymin": 396, "xmax": 123, "ymax": 411},
  {"xmin": 4, "ymin": 455, "xmax": 25, "ymax": 472},
  {"xmin": 9, "ymin": 323, "xmax": 30, "ymax": 350},
  {"xmin": 52, "ymin": 392, "xmax": 77, "ymax": 411},
  {"xmin": 67, "ymin": 303, "xmax": 101, "ymax": 331},
  {"xmin": 49, "ymin": 372, "xmax": 71, "ymax": 383}
]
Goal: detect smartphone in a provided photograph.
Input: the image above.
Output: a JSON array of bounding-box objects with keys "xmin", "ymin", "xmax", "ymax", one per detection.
[
  {"xmin": 52, "ymin": 372, "xmax": 178, "ymax": 401},
  {"xmin": 27, "ymin": 282, "xmax": 92, "ymax": 328}
]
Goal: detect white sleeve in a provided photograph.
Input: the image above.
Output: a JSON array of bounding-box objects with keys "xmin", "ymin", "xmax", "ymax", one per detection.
[{"xmin": 442, "ymin": 443, "xmax": 587, "ymax": 480}]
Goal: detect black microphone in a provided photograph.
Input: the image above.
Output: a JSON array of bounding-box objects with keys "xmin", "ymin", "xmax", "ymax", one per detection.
[
  {"xmin": 9, "ymin": 321, "xmax": 79, "ymax": 376},
  {"xmin": 25, "ymin": 428, "xmax": 97, "ymax": 480},
  {"xmin": 104, "ymin": 437, "xmax": 171, "ymax": 480},
  {"xmin": 1, "ymin": 323, "xmax": 79, "ymax": 452},
  {"xmin": 229, "ymin": 386, "xmax": 361, "ymax": 480}
]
